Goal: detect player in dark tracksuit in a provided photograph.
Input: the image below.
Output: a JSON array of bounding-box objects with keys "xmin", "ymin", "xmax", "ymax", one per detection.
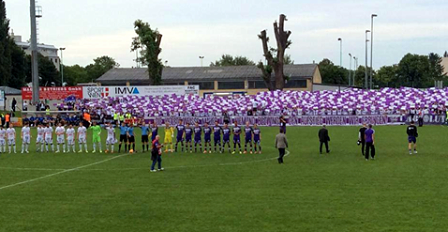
[
  {"xmin": 203, "ymin": 122, "xmax": 212, "ymax": 153},
  {"xmin": 232, "ymin": 121, "xmax": 242, "ymax": 154},
  {"xmin": 150, "ymin": 122, "xmax": 158, "ymax": 142},
  {"xmin": 253, "ymin": 124, "xmax": 262, "ymax": 154},
  {"xmin": 222, "ymin": 124, "xmax": 231, "ymax": 153},
  {"xmin": 185, "ymin": 123, "xmax": 193, "ymax": 153},
  {"xmin": 175, "ymin": 120, "xmax": 185, "ymax": 152},
  {"xmin": 407, "ymin": 121, "xmax": 418, "ymax": 154},
  {"xmin": 243, "ymin": 122, "xmax": 253, "ymax": 154},
  {"xmin": 213, "ymin": 121, "xmax": 222, "ymax": 153},
  {"xmin": 193, "ymin": 122, "xmax": 202, "ymax": 153}
]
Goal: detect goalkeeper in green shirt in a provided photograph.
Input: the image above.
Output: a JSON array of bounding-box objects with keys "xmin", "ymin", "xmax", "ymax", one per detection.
[{"xmin": 90, "ymin": 121, "xmax": 103, "ymax": 153}]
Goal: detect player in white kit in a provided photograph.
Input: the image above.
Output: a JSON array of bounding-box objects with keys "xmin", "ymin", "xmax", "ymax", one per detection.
[
  {"xmin": 36, "ymin": 124, "xmax": 45, "ymax": 152},
  {"xmin": 0, "ymin": 126, "xmax": 6, "ymax": 153},
  {"xmin": 21, "ymin": 123, "xmax": 31, "ymax": 153},
  {"xmin": 105, "ymin": 122, "xmax": 116, "ymax": 153},
  {"xmin": 77, "ymin": 122, "xmax": 88, "ymax": 153},
  {"xmin": 6, "ymin": 124, "xmax": 16, "ymax": 154},
  {"xmin": 55, "ymin": 123, "xmax": 66, "ymax": 153},
  {"xmin": 66, "ymin": 124, "xmax": 76, "ymax": 153},
  {"xmin": 44, "ymin": 124, "xmax": 55, "ymax": 152}
]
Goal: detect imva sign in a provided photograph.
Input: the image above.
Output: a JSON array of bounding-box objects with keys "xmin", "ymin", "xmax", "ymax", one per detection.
[{"xmin": 82, "ymin": 86, "xmax": 199, "ymax": 99}]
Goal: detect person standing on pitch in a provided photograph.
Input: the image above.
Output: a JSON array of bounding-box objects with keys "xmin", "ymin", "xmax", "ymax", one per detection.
[
  {"xmin": 253, "ymin": 124, "xmax": 262, "ymax": 154},
  {"xmin": 185, "ymin": 123, "xmax": 193, "ymax": 153},
  {"xmin": 164, "ymin": 122, "xmax": 174, "ymax": 153},
  {"xmin": 36, "ymin": 124, "xmax": 45, "ymax": 152},
  {"xmin": 90, "ymin": 121, "xmax": 102, "ymax": 153},
  {"xmin": 406, "ymin": 121, "xmax": 418, "ymax": 154},
  {"xmin": 0, "ymin": 126, "xmax": 6, "ymax": 153},
  {"xmin": 318, "ymin": 125, "xmax": 330, "ymax": 154},
  {"xmin": 280, "ymin": 116, "xmax": 287, "ymax": 134},
  {"xmin": 6, "ymin": 124, "xmax": 16, "ymax": 154},
  {"xmin": 358, "ymin": 124, "xmax": 367, "ymax": 156},
  {"xmin": 55, "ymin": 123, "xmax": 66, "ymax": 153},
  {"xmin": 275, "ymin": 128, "xmax": 288, "ymax": 164},
  {"xmin": 66, "ymin": 124, "xmax": 76, "ymax": 153},
  {"xmin": 150, "ymin": 135, "xmax": 164, "ymax": 172},
  {"xmin": 203, "ymin": 122, "xmax": 212, "ymax": 154},
  {"xmin": 232, "ymin": 121, "xmax": 242, "ymax": 154},
  {"xmin": 105, "ymin": 122, "xmax": 116, "ymax": 153},
  {"xmin": 364, "ymin": 124, "xmax": 376, "ymax": 161},
  {"xmin": 150, "ymin": 121, "xmax": 158, "ymax": 142},
  {"xmin": 193, "ymin": 122, "xmax": 202, "ymax": 153},
  {"xmin": 44, "ymin": 123, "xmax": 54, "ymax": 152},
  {"xmin": 140, "ymin": 122, "xmax": 150, "ymax": 152},
  {"xmin": 243, "ymin": 121, "xmax": 253, "ymax": 154},
  {"xmin": 175, "ymin": 120, "xmax": 185, "ymax": 152},
  {"xmin": 127, "ymin": 123, "xmax": 136, "ymax": 153},
  {"xmin": 77, "ymin": 122, "xmax": 88, "ymax": 153},
  {"xmin": 213, "ymin": 121, "xmax": 222, "ymax": 153},
  {"xmin": 222, "ymin": 123, "xmax": 231, "ymax": 153},
  {"xmin": 118, "ymin": 122, "xmax": 128, "ymax": 153},
  {"xmin": 21, "ymin": 123, "xmax": 31, "ymax": 153}
]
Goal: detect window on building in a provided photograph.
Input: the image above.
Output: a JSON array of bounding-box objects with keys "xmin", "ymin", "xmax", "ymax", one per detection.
[
  {"xmin": 189, "ymin": 82, "xmax": 214, "ymax": 90},
  {"xmin": 285, "ymin": 79, "xmax": 307, "ymax": 88},
  {"xmin": 218, "ymin": 81, "xmax": 245, "ymax": 90},
  {"xmin": 248, "ymin": 81, "xmax": 267, "ymax": 89}
]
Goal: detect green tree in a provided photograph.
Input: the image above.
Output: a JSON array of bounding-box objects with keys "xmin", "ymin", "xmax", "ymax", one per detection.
[
  {"xmin": 353, "ymin": 65, "xmax": 375, "ymax": 88},
  {"xmin": 428, "ymin": 53, "xmax": 446, "ymax": 81},
  {"xmin": 397, "ymin": 53, "xmax": 431, "ymax": 88},
  {"xmin": 131, "ymin": 20, "xmax": 163, "ymax": 85},
  {"xmin": 9, "ymin": 39, "xmax": 27, "ymax": 88},
  {"xmin": 85, "ymin": 56, "xmax": 119, "ymax": 82},
  {"xmin": 375, "ymin": 65, "xmax": 398, "ymax": 87},
  {"xmin": 318, "ymin": 58, "xmax": 349, "ymax": 85},
  {"xmin": 25, "ymin": 54, "xmax": 60, "ymax": 86},
  {"xmin": 0, "ymin": 0, "xmax": 12, "ymax": 86},
  {"xmin": 64, "ymin": 64, "xmax": 89, "ymax": 86},
  {"xmin": 284, "ymin": 54, "xmax": 294, "ymax": 65},
  {"xmin": 210, "ymin": 54, "xmax": 255, "ymax": 66}
]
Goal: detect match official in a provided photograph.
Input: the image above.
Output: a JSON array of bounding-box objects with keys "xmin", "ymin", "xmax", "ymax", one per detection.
[
  {"xmin": 406, "ymin": 121, "xmax": 418, "ymax": 154},
  {"xmin": 275, "ymin": 129, "xmax": 288, "ymax": 164},
  {"xmin": 318, "ymin": 125, "xmax": 330, "ymax": 154}
]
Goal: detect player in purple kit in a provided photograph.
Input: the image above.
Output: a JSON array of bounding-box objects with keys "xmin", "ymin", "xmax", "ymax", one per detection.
[
  {"xmin": 213, "ymin": 121, "xmax": 222, "ymax": 153},
  {"xmin": 203, "ymin": 122, "xmax": 212, "ymax": 154},
  {"xmin": 243, "ymin": 121, "xmax": 253, "ymax": 154},
  {"xmin": 364, "ymin": 124, "xmax": 376, "ymax": 161},
  {"xmin": 253, "ymin": 123, "xmax": 262, "ymax": 154},
  {"xmin": 175, "ymin": 119, "xmax": 185, "ymax": 152},
  {"xmin": 193, "ymin": 122, "xmax": 202, "ymax": 153},
  {"xmin": 222, "ymin": 123, "xmax": 231, "ymax": 153},
  {"xmin": 184, "ymin": 123, "xmax": 193, "ymax": 153},
  {"xmin": 232, "ymin": 121, "xmax": 242, "ymax": 154}
]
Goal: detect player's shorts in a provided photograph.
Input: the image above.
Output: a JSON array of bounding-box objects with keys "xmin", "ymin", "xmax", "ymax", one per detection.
[
  {"xmin": 204, "ymin": 137, "xmax": 211, "ymax": 143},
  {"xmin": 45, "ymin": 137, "xmax": 53, "ymax": 144},
  {"xmin": 78, "ymin": 137, "xmax": 87, "ymax": 144},
  {"xmin": 194, "ymin": 138, "xmax": 201, "ymax": 144},
  {"xmin": 141, "ymin": 135, "xmax": 149, "ymax": 143},
  {"xmin": 23, "ymin": 136, "xmax": 31, "ymax": 144},
  {"xmin": 186, "ymin": 137, "xmax": 192, "ymax": 143},
  {"xmin": 408, "ymin": 136, "xmax": 417, "ymax": 143},
  {"xmin": 233, "ymin": 137, "xmax": 240, "ymax": 143},
  {"xmin": 93, "ymin": 136, "xmax": 101, "ymax": 143},
  {"xmin": 120, "ymin": 134, "xmax": 127, "ymax": 143},
  {"xmin": 36, "ymin": 136, "xmax": 44, "ymax": 144},
  {"xmin": 128, "ymin": 136, "xmax": 135, "ymax": 143},
  {"xmin": 106, "ymin": 137, "xmax": 116, "ymax": 145},
  {"xmin": 8, "ymin": 139, "xmax": 15, "ymax": 145},
  {"xmin": 214, "ymin": 138, "xmax": 221, "ymax": 144},
  {"xmin": 67, "ymin": 137, "xmax": 75, "ymax": 145},
  {"xmin": 57, "ymin": 136, "xmax": 65, "ymax": 144},
  {"xmin": 0, "ymin": 139, "xmax": 5, "ymax": 146},
  {"xmin": 164, "ymin": 137, "xmax": 172, "ymax": 144},
  {"xmin": 176, "ymin": 137, "xmax": 184, "ymax": 143},
  {"xmin": 254, "ymin": 138, "xmax": 260, "ymax": 144},
  {"xmin": 245, "ymin": 138, "xmax": 252, "ymax": 143},
  {"xmin": 223, "ymin": 138, "xmax": 230, "ymax": 143}
]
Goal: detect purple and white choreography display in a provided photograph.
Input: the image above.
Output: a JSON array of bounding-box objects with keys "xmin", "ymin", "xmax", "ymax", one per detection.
[{"xmin": 72, "ymin": 87, "xmax": 448, "ymax": 126}]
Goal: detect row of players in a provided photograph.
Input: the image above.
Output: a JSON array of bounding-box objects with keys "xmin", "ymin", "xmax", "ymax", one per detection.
[{"xmin": 0, "ymin": 120, "xmax": 262, "ymax": 154}]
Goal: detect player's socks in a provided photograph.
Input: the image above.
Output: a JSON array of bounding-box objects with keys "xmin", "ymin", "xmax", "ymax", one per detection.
[
  {"xmin": 79, "ymin": 144, "xmax": 83, "ymax": 152},
  {"xmin": 51, "ymin": 144, "xmax": 54, "ymax": 152},
  {"xmin": 84, "ymin": 144, "xmax": 88, "ymax": 152},
  {"xmin": 13, "ymin": 146, "xmax": 16, "ymax": 153},
  {"xmin": 63, "ymin": 144, "xmax": 66, "ymax": 153},
  {"xmin": 111, "ymin": 145, "xmax": 114, "ymax": 153},
  {"xmin": 93, "ymin": 143, "xmax": 96, "ymax": 151},
  {"xmin": 98, "ymin": 143, "xmax": 102, "ymax": 152},
  {"xmin": 142, "ymin": 144, "xmax": 145, "ymax": 152},
  {"xmin": 21, "ymin": 144, "xmax": 24, "ymax": 153},
  {"xmin": 132, "ymin": 144, "xmax": 135, "ymax": 151},
  {"xmin": 118, "ymin": 144, "xmax": 122, "ymax": 152}
]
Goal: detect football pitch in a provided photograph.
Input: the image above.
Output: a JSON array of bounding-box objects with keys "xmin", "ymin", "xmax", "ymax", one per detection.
[{"xmin": 0, "ymin": 125, "xmax": 447, "ymax": 232}]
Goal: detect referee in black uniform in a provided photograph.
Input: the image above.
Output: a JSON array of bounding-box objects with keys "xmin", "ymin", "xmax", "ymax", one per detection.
[
  {"xmin": 407, "ymin": 121, "xmax": 418, "ymax": 154},
  {"xmin": 358, "ymin": 124, "xmax": 367, "ymax": 156}
]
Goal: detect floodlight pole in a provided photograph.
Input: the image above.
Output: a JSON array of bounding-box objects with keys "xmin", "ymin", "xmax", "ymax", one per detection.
[
  {"xmin": 30, "ymin": 0, "xmax": 39, "ymax": 104},
  {"xmin": 370, "ymin": 14, "xmax": 377, "ymax": 89},
  {"xmin": 365, "ymin": 30, "xmax": 370, "ymax": 89}
]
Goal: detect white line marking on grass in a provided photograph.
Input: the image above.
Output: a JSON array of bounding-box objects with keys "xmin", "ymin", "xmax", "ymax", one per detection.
[
  {"xmin": 0, "ymin": 150, "xmax": 290, "ymax": 172},
  {"xmin": 0, "ymin": 154, "xmax": 129, "ymax": 191}
]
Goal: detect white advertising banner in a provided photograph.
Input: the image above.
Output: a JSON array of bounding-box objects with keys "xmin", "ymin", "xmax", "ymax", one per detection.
[{"xmin": 82, "ymin": 85, "xmax": 199, "ymax": 99}]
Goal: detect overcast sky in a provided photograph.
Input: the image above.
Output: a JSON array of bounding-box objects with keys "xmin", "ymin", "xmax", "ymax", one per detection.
[{"xmin": 5, "ymin": 0, "xmax": 448, "ymax": 69}]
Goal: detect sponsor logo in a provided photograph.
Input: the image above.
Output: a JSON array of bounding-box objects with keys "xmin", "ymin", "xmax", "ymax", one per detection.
[{"xmin": 115, "ymin": 87, "xmax": 140, "ymax": 95}]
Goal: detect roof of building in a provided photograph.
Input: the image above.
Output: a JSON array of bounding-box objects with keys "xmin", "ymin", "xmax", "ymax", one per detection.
[
  {"xmin": 97, "ymin": 64, "xmax": 318, "ymax": 83},
  {"xmin": 0, "ymin": 86, "xmax": 22, "ymax": 95},
  {"xmin": 15, "ymin": 41, "xmax": 58, "ymax": 50}
]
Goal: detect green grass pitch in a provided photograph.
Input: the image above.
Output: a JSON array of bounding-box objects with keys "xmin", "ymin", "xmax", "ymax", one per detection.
[{"xmin": 0, "ymin": 125, "xmax": 447, "ymax": 232}]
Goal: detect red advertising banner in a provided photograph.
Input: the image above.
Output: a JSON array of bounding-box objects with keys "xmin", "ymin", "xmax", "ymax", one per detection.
[{"xmin": 21, "ymin": 87, "xmax": 83, "ymax": 100}]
